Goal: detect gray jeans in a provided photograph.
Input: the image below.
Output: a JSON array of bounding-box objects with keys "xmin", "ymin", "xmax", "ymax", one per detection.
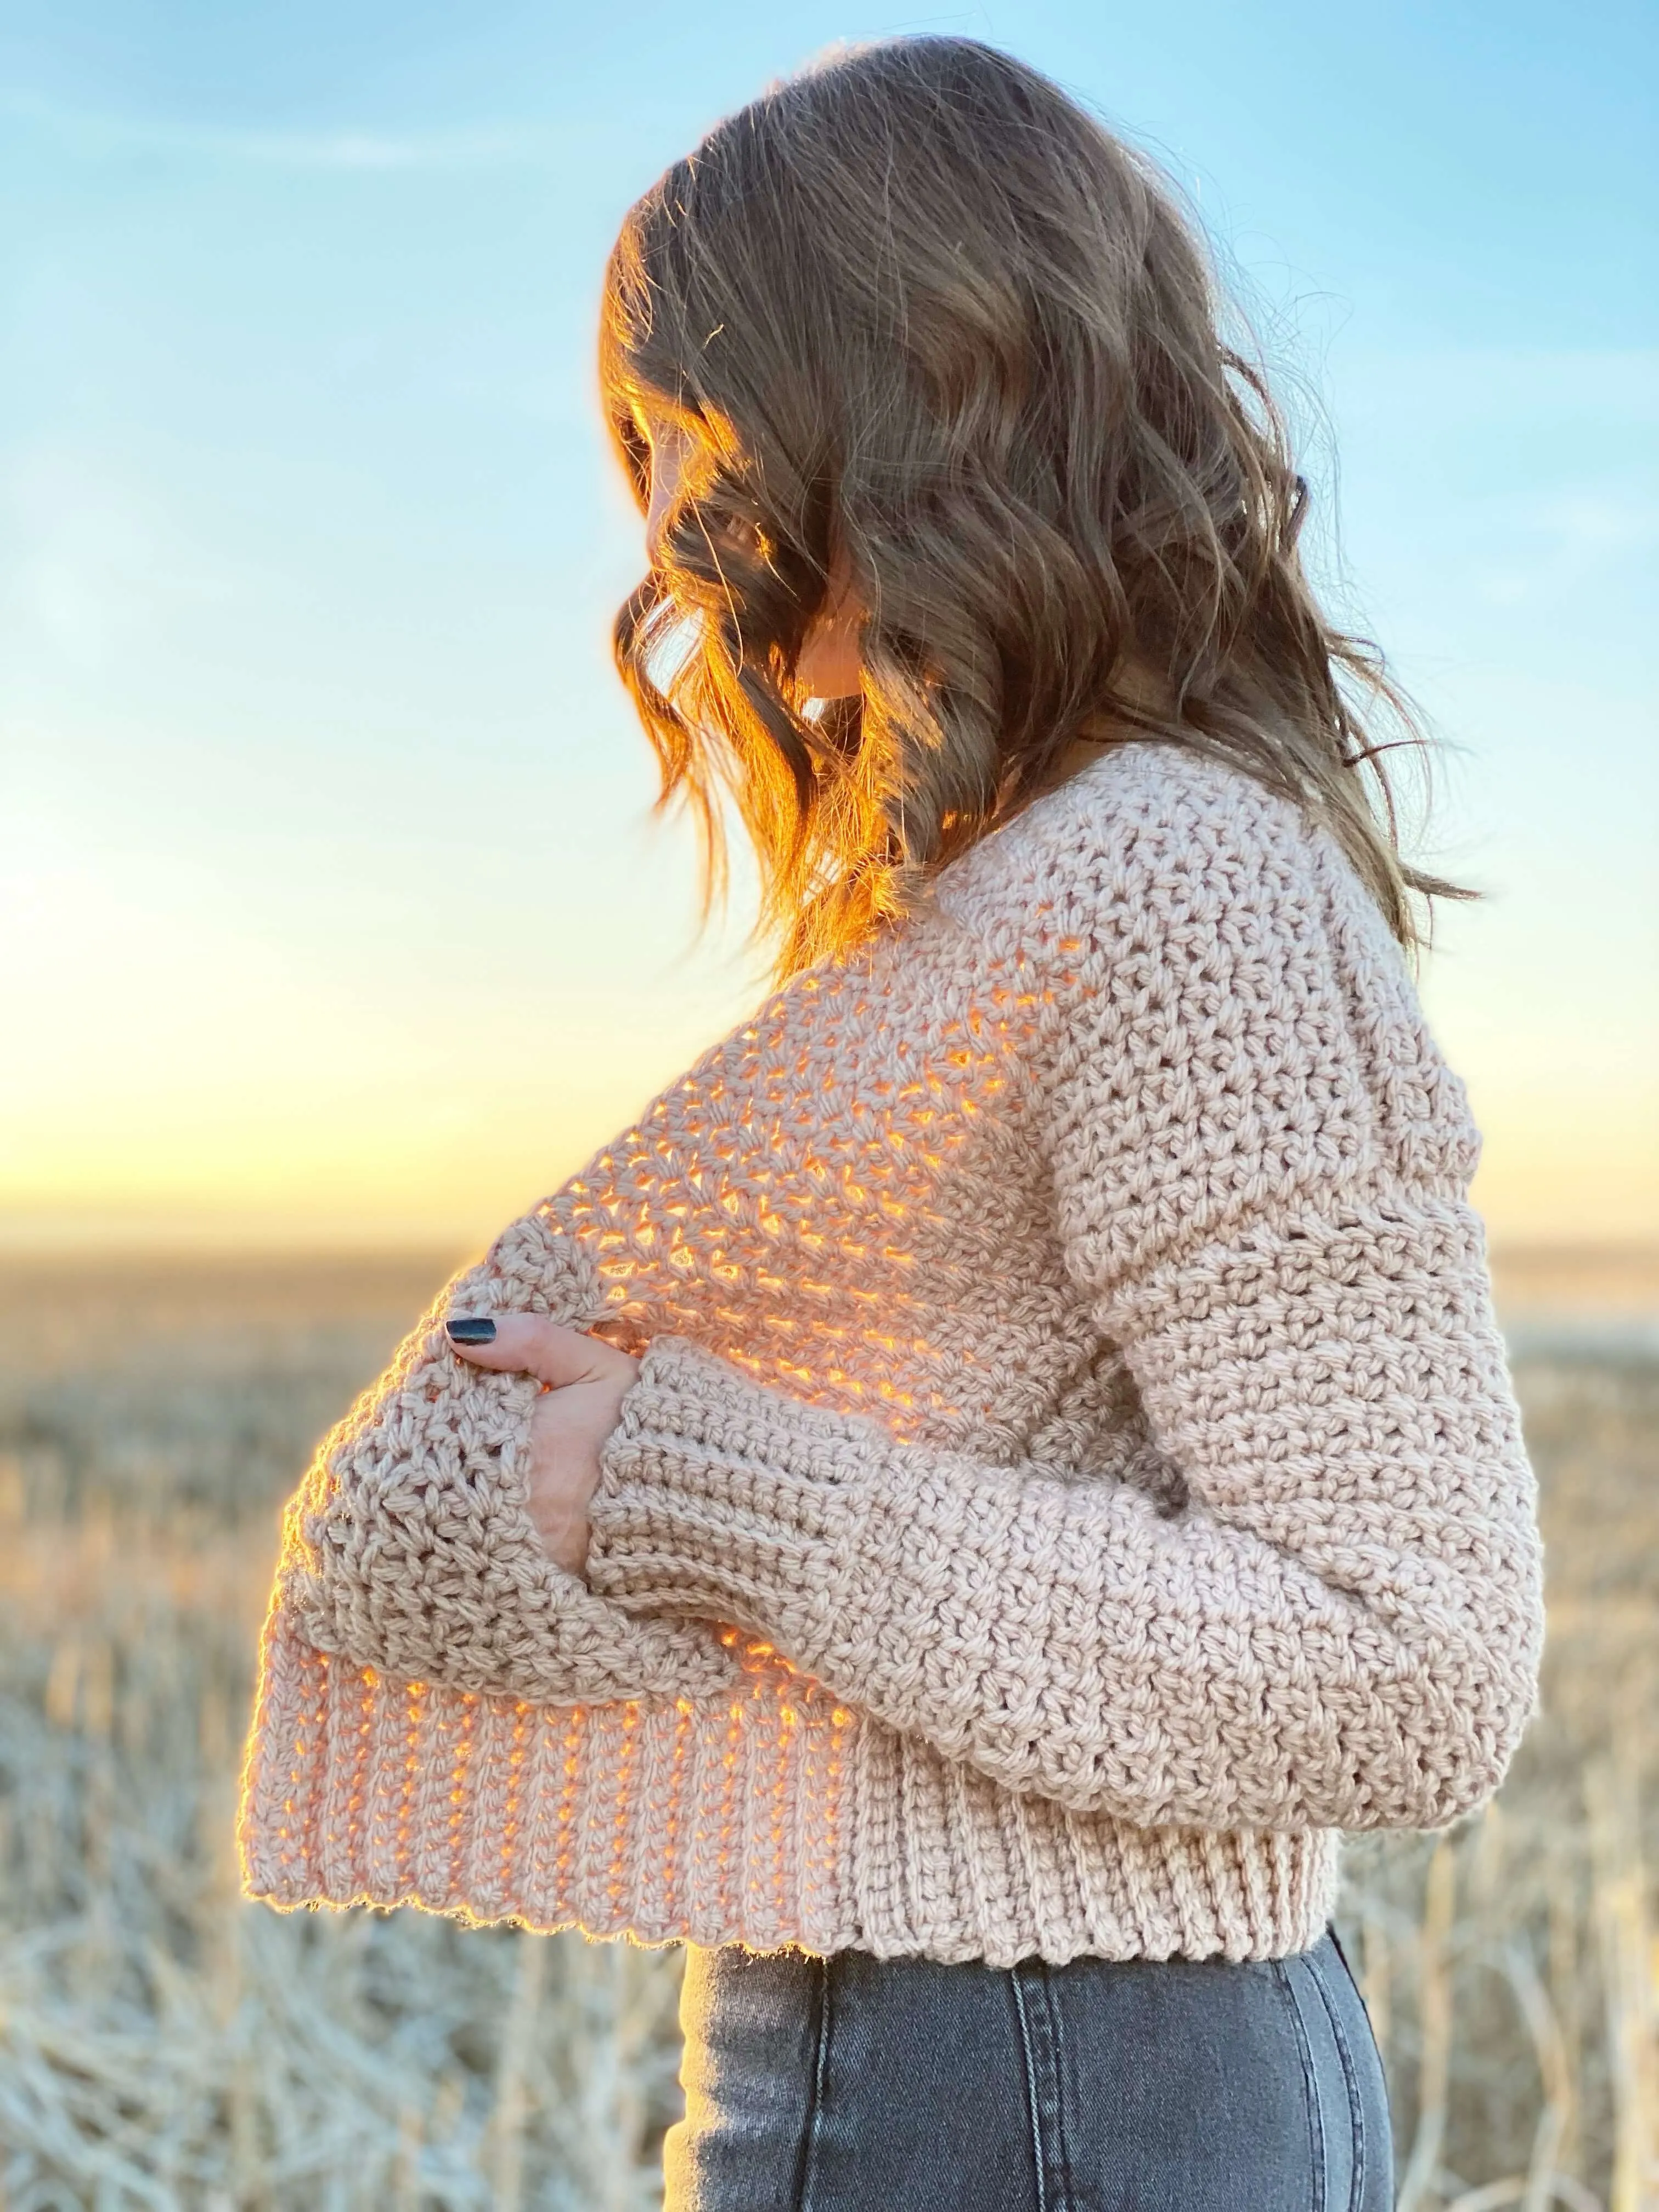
[{"xmin": 666, "ymin": 1929, "xmax": 1392, "ymax": 2210}]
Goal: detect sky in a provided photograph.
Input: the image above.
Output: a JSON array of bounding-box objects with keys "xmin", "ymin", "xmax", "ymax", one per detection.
[{"xmin": 1, "ymin": 0, "xmax": 1655, "ymax": 1255}]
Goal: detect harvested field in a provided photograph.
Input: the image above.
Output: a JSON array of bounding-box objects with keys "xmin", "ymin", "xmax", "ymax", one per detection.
[{"xmin": 1, "ymin": 1247, "xmax": 1655, "ymax": 2209}]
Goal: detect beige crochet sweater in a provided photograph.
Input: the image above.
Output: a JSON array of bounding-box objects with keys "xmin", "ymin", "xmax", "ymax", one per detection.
[{"xmin": 238, "ymin": 743, "xmax": 1543, "ymax": 1966}]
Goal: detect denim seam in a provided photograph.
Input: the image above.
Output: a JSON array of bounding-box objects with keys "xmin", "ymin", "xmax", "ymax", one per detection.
[
  {"xmin": 1306, "ymin": 1943, "xmax": 1367, "ymax": 2212},
  {"xmin": 1038, "ymin": 1966, "xmax": 1076, "ymax": 2212},
  {"xmin": 1011, "ymin": 1963, "xmax": 1052, "ymax": 2212},
  {"xmin": 1273, "ymin": 1958, "xmax": 1328, "ymax": 2212},
  {"xmin": 794, "ymin": 1955, "xmax": 833, "ymax": 2212}
]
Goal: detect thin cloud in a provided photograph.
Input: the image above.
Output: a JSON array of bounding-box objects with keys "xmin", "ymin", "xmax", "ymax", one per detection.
[{"xmin": 1, "ymin": 87, "xmax": 546, "ymax": 171}]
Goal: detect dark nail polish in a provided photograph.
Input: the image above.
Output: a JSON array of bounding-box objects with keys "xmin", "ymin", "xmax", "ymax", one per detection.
[{"xmin": 447, "ymin": 1317, "xmax": 497, "ymax": 1345}]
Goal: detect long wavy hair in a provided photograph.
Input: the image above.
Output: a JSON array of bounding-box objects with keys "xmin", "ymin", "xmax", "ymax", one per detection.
[{"xmin": 601, "ymin": 36, "xmax": 1459, "ymax": 977}]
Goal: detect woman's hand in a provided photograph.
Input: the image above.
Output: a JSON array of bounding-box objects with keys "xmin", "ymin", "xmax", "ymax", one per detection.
[{"xmin": 445, "ymin": 1314, "xmax": 640, "ymax": 1576}]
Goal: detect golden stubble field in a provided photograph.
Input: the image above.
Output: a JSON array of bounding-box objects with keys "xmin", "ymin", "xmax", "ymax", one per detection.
[{"xmin": 1, "ymin": 1246, "xmax": 1655, "ymax": 2210}]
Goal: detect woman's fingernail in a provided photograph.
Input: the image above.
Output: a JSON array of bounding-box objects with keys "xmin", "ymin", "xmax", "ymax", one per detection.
[{"xmin": 447, "ymin": 1317, "xmax": 497, "ymax": 1345}]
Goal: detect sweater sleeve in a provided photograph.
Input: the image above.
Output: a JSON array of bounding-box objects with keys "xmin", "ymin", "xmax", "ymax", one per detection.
[
  {"xmin": 279, "ymin": 1204, "xmax": 738, "ymax": 1706},
  {"xmin": 585, "ymin": 781, "xmax": 1544, "ymax": 1830}
]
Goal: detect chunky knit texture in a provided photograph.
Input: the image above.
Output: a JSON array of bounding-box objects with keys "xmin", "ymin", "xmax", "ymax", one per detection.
[{"xmin": 238, "ymin": 743, "xmax": 1543, "ymax": 1966}]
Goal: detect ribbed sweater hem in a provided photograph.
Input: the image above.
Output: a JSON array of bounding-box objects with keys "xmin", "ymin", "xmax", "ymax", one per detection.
[{"xmin": 238, "ymin": 1601, "xmax": 1341, "ymax": 1967}]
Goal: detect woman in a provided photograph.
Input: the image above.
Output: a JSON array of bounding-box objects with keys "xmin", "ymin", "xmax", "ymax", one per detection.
[{"xmin": 240, "ymin": 37, "xmax": 1544, "ymax": 2209}]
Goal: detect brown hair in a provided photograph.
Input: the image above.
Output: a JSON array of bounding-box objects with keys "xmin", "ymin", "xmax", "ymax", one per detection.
[{"xmin": 601, "ymin": 35, "xmax": 1460, "ymax": 976}]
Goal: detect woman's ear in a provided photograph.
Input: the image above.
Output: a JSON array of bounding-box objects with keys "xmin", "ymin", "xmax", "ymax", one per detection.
[{"xmin": 796, "ymin": 541, "xmax": 865, "ymax": 701}]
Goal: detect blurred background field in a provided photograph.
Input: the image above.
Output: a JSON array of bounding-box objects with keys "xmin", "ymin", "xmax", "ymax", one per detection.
[{"xmin": 1, "ymin": 1245, "xmax": 1655, "ymax": 2210}]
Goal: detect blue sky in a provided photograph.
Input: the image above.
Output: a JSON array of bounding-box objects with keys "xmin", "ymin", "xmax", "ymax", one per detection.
[{"xmin": 2, "ymin": 0, "xmax": 1655, "ymax": 1248}]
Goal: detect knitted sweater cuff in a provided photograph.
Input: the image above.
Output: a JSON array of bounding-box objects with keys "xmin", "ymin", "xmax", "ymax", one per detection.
[{"xmin": 586, "ymin": 1338, "xmax": 875, "ymax": 1652}]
